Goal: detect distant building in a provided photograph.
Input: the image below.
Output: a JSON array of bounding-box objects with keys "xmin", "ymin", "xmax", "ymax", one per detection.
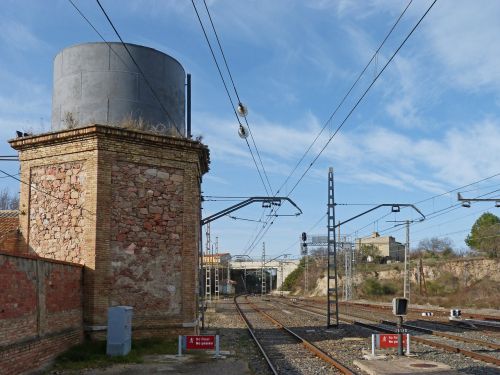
[
  {"xmin": 204, "ymin": 252, "xmax": 231, "ymax": 265},
  {"xmin": 356, "ymin": 232, "xmax": 405, "ymax": 261}
]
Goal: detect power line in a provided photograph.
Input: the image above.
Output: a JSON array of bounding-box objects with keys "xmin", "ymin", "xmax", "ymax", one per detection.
[
  {"xmin": 244, "ymin": 0, "xmax": 434, "ymax": 254},
  {"xmin": 67, "ymin": 0, "xmax": 133, "ymax": 70},
  {"xmin": 348, "ymin": 172, "xmax": 500, "ymax": 237},
  {"xmin": 201, "ymin": 0, "xmax": 273, "ymax": 195},
  {"xmin": 190, "ymin": 0, "xmax": 270, "ymax": 196},
  {"xmin": 94, "ymin": 0, "xmax": 180, "ymax": 133},
  {"xmin": 0, "ymin": 173, "xmax": 20, "ymax": 179},
  {"xmin": 287, "ymin": 0, "xmax": 437, "ymax": 197},
  {"xmin": 0, "ymin": 169, "xmax": 95, "ymax": 217},
  {"xmin": 371, "ymin": 189, "xmax": 500, "ymax": 240},
  {"xmin": 275, "ymin": 0, "xmax": 414, "ymax": 196},
  {"xmin": 283, "ymin": 212, "xmax": 328, "ymax": 253}
]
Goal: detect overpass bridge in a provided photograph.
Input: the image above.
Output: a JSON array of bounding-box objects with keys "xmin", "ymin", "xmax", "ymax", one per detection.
[{"xmin": 229, "ymin": 259, "xmax": 300, "ymax": 292}]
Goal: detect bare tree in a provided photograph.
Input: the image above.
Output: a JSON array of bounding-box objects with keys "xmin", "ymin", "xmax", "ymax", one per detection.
[{"xmin": 0, "ymin": 188, "xmax": 19, "ymax": 210}]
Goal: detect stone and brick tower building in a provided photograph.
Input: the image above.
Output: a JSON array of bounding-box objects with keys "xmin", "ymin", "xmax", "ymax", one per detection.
[{"xmin": 8, "ymin": 43, "xmax": 210, "ymax": 338}]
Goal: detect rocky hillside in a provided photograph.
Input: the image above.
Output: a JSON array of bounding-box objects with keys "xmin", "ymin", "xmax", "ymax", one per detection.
[{"xmin": 287, "ymin": 256, "xmax": 499, "ymax": 309}]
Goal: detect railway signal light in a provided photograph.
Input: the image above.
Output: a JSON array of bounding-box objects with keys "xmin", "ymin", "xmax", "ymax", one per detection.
[{"xmin": 392, "ymin": 297, "xmax": 408, "ymax": 316}]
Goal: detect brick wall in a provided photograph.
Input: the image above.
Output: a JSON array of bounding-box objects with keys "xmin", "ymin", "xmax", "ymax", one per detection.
[
  {"xmin": 0, "ymin": 211, "xmax": 22, "ymax": 254},
  {"xmin": 0, "ymin": 252, "xmax": 83, "ymax": 374},
  {"xmin": 10, "ymin": 124, "xmax": 210, "ymax": 338}
]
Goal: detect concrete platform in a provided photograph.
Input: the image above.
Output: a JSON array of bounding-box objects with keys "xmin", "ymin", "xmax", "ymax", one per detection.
[{"xmin": 353, "ymin": 358, "xmax": 459, "ymax": 375}]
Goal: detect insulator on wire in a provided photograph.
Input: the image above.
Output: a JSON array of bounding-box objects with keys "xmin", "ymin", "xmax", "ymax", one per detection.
[
  {"xmin": 237, "ymin": 102, "xmax": 248, "ymax": 117},
  {"xmin": 238, "ymin": 124, "xmax": 249, "ymax": 139}
]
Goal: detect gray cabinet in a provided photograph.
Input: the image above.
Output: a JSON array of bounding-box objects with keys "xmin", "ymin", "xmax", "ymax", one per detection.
[{"xmin": 106, "ymin": 306, "xmax": 133, "ymax": 356}]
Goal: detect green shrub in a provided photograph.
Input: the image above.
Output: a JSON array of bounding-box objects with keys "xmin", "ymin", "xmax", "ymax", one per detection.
[
  {"xmin": 282, "ymin": 258, "xmax": 305, "ymax": 291},
  {"xmin": 361, "ymin": 278, "xmax": 397, "ymax": 296},
  {"xmin": 52, "ymin": 338, "xmax": 176, "ymax": 370}
]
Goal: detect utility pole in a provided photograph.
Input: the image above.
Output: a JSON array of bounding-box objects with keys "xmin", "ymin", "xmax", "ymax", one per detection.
[
  {"xmin": 270, "ymin": 268, "xmax": 273, "ymax": 293},
  {"xmin": 214, "ymin": 236, "xmax": 219, "ymax": 300},
  {"xmin": 280, "ymin": 261, "xmax": 284, "ymax": 297},
  {"xmin": 304, "ymin": 249, "xmax": 308, "ymax": 296},
  {"xmin": 244, "ymin": 264, "xmax": 247, "ymax": 293},
  {"xmin": 227, "ymin": 256, "xmax": 230, "ymax": 296},
  {"xmin": 404, "ymin": 220, "xmax": 410, "ymax": 300},
  {"xmin": 344, "ymin": 236, "xmax": 353, "ymax": 301},
  {"xmin": 261, "ymin": 242, "xmax": 266, "ymax": 297}
]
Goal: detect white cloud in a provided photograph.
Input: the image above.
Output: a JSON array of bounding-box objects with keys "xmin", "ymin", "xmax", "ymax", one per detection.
[
  {"xmin": 0, "ymin": 19, "xmax": 48, "ymax": 51},
  {"xmin": 424, "ymin": 0, "xmax": 500, "ymax": 91},
  {"xmin": 197, "ymin": 109, "xmax": 500, "ymax": 196}
]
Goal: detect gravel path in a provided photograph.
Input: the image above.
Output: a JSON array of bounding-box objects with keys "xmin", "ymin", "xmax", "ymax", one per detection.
[
  {"xmin": 203, "ymin": 298, "xmax": 272, "ymax": 375},
  {"xmin": 236, "ymin": 296, "xmax": 342, "ymax": 375},
  {"xmin": 266, "ymin": 297, "xmax": 500, "ymax": 375}
]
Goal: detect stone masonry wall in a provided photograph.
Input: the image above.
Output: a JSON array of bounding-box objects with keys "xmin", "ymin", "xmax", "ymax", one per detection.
[
  {"xmin": 28, "ymin": 162, "xmax": 86, "ymax": 264},
  {"xmin": 110, "ymin": 162, "xmax": 184, "ymax": 317},
  {"xmin": 10, "ymin": 124, "xmax": 209, "ymax": 337},
  {"xmin": 0, "ymin": 252, "xmax": 83, "ymax": 375}
]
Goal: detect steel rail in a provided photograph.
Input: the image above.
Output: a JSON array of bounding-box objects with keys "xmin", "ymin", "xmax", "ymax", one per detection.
[
  {"xmin": 274, "ymin": 297, "xmax": 500, "ymax": 367},
  {"xmin": 236, "ymin": 296, "xmax": 355, "ymax": 374},
  {"xmin": 339, "ymin": 300, "xmax": 500, "ymax": 322},
  {"xmin": 233, "ymin": 295, "xmax": 278, "ymax": 375},
  {"xmin": 380, "ymin": 320, "xmax": 500, "ymax": 350}
]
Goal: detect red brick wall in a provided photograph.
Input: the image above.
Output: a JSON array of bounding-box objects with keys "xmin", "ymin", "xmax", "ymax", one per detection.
[
  {"xmin": 0, "ymin": 215, "xmax": 18, "ymax": 235},
  {"xmin": 0, "ymin": 252, "xmax": 84, "ymax": 374},
  {"xmin": 0, "ymin": 214, "xmax": 21, "ymax": 254}
]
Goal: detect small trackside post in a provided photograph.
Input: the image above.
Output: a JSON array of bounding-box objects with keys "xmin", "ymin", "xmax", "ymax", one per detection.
[{"xmin": 177, "ymin": 335, "xmax": 182, "ymax": 356}]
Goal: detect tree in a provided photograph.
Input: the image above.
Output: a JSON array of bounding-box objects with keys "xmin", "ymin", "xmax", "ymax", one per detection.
[
  {"xmin": 0, "ymin": 188, "xmax": 19, "ymax": 210},
  {"xmin": 359, "ymin": 244, "xmax": 382, "ymax": 262},
  {"xmin": 415, "ymin": 237, "xmax": 454, "ymax": 258},
  {"xmin": 465, "ymin": 213, "xmax": 500, "ymax": 258}
]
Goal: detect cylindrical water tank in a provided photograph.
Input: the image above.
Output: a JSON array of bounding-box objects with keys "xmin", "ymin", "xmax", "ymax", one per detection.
[{"xmin": 52, "ymin": 42, "xmax": 185, "ymax": 136}]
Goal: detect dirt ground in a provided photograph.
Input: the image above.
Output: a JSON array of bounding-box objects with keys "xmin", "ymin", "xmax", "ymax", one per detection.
[
  {"xmin": 46, "ymin": 299, "xmax": 268, "ymax": 375},
  {"xmin": 47, "ymin": 353, "xmax": 252, "ymax": 375}
]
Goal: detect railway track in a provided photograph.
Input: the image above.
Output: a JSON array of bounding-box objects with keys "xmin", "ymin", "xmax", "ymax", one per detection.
[
  {"xmin": 234, "ymin": 295, "xmax": 355, "ymax": 375},
  {"xmin": 272, "ymin": 297, "xmax": 500, "ymax": 369}
]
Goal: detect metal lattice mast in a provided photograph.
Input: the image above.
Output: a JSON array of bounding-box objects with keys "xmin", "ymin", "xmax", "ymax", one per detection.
[
  {"xmin": 214, "ymin": 236, "xmax": 219, "ymax": 300},
  {"xmin": 327, "ymin": 167, "xmax": 339, "ymax": 327},
  {"xmin": 304, "ymin": 250, "xmax": 308, "ymax": 296},
  {"xmin": 261, "ymin": 242, "xmax": 266, "ymax": 297},
  {"xmin": 205, "ymin": 223, "xmax": 212, "ymax": 301},
  {"xmin": 344, "ymin": 238, "xmax": 353, "ymax": 301}
]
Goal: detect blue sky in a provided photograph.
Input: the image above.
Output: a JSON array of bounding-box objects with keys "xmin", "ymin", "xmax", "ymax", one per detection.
[{"xmin": 1, "ymin": 0, "xmax": 499, "ymax": 259}]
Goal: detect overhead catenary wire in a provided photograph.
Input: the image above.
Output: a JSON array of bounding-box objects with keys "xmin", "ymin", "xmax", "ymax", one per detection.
[
  {"xmin": 94, "ymin": 0, "xmax": 180, "ymax": 134},
  {"xmin": 286, "ymin": 0, "xmax": 438, "ymax": 197},
  {"xmin": 348, "ymin": 172, "xmax": 500, "ymax": 238},
  {"xmin": 191, "ymin": 0, "xmax": 271, "ymax": 196},
  {"xmin": 275, "ymin": 0, "xmax": 414, "ymax": 196},
  {"xmin": 0, "ymin": 169, "xmax": 95, "ymax": 217},
  {"xmin": 243, "ymin": 0, "xmax": 435, "ymax": 254},
  {"xmin": 67, "ymin": 0, "xmax": 134, "ymax": 71},
  {"xmin": 363, "ymin": 189, "xmax": 500, "ymax": 242},
  {"xmin": 201, "ymin": 0, "xmax": 273, "ymax": 195}
]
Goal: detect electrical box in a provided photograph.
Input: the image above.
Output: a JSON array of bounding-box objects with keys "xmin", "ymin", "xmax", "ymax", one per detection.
[
  {"xmin": 107, "ymin": 306, "xmax": 133, "ymax": 356},
  {"xmin": 392, "ymin": 297, "xmax": 408, "ymax": 316}
]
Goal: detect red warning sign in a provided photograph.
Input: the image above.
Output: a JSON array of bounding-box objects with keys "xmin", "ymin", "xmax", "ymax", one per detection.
[
  {"xmin": 378, "ymin": 334, "xmax": 407, "ymax": 348},
  {"xmin": 185, "ymin": 335, "xmax": 215, "ymax": 350}
]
